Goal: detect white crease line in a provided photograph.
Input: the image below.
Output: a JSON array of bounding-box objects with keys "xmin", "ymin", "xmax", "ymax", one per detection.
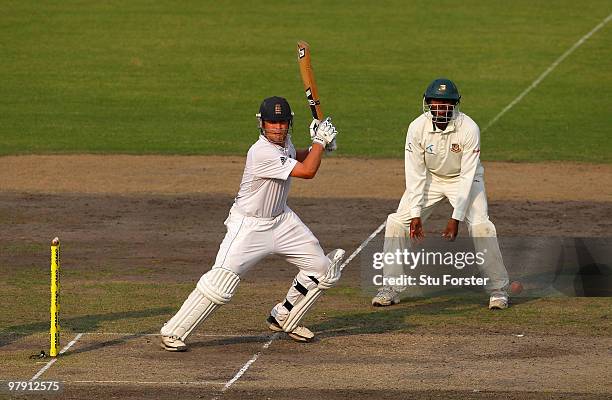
[
  {"xmin": 68, "ymin": 379, "xmax": 224, "ymax": 386},
  {"xmin": 340, "ymin": 222, "xmax": 386, "ymax": 272},
  {"xmin": 213, "ymin": 332, "xmax": 279, "ymax": 399},
  {"xmin": 1, "ymin": 332, "xmax": 265, "ymax": 338},
  {"xmin": 483, "ymin": 12, "xmax": 612, "ymax": 132},
  {"xmin": 212, "ymin": 223, "xmax": 386, "ymax": 399},
  {"xmin": 79, "ymin": 332, "xmax": 263, "ymax": 338},
  {"xmin": 29, "ymin": 333, "xmax": 83, "ymax": 381}
]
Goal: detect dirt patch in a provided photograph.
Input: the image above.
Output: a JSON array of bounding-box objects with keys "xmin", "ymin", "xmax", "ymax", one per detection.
[{"xmin": 1, "ymin": 155, "xmax": 611, "ymax": 201}]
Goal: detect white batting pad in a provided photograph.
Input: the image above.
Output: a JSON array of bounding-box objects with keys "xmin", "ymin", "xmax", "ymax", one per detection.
[
  {"xmin": 161, "ymin": 268, "xmax": 240, "ymax": 340},
  {"xmin": 282, "ymin": 249, "xmax": 344, "ymax": 332}
]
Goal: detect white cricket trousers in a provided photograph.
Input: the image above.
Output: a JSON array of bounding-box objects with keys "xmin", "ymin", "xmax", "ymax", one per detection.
[
  {"xmin": 213, "ymin": 205, "xmax": 330, "ymax": 320},
  {"xmin": 384, "ymin": 172, "xmax": 509, "ymax": 293}
]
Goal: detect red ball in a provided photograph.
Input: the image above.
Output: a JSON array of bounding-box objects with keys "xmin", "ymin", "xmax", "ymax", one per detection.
[{"xmin": 510, "ymin": 281, "xmax": 523, "ymax": 295}]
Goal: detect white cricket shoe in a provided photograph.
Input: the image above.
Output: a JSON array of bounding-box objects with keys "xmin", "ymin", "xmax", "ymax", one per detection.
[
  {"xmin": 160, "ymin": 335, "xmax": 187, "ymax": 352},
  {"xmin": 267, "ymin": 315, "xmax": 315, "ymax": 342},
  {"xmin": 489, "ymin": 290, "xmax": 509, "ymax": 310},
  {"xmin": 372, "ymin": 286, "xmax": 400, "ymax": 307}
]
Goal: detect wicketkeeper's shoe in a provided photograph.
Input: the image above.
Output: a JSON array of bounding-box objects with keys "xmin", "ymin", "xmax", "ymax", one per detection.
[
  {"xmin": 267, "ymin": 315, "xmax": 315, "ymax": 342},
  {"xmin": 160, "ymin": 335, "xmax": 188, "ymax": 352},
  {"xmin": 372, "ymin": 286, "xmax": 400, "ymax": 307},
  {"xmin": 488, "ymin": 290, "xmax": 509, "ymax": 310}
]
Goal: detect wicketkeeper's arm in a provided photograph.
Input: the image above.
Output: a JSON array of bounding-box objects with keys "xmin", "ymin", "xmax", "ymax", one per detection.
[
  {"xmin": 405, "ymin": 124, "xmax": 427, "ymax": 218},
  {"xmin": 451, "ymin": 127, "xmax": 480, "ymax": 221}
]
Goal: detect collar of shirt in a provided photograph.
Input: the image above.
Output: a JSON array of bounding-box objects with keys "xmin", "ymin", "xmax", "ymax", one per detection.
[{"xmin": 427, "ymin": 119, "xmax": 457, "ymax": 134}]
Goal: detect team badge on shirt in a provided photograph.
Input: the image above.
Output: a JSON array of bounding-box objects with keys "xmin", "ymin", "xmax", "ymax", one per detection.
[
  {"xmin": 450, "ymin": 143, "xmax": 461, "ymax": 153},
  {"xmin": 280, "ymin": 156, "xmax": 287, "ymax": 165}
]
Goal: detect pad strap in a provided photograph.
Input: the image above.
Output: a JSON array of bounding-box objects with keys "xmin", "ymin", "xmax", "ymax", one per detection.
[{"xmin": 282, "ymin": 249, "xmax": 345, "ymax": 332}]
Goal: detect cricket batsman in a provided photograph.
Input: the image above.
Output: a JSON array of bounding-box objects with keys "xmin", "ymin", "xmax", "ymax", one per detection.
[
  {"xmin": 371, "ymin": 78, "xmax": 510, "ymax": 309},
  {"xmin": 160, "ymin": 96, "xmax": 344, "ymax": 351}
]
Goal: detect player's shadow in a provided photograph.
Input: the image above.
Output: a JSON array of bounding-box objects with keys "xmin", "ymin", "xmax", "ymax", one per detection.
[
  {"xmin": 69, "ymin": 332, "xmax": 275, "ymax": 354},
  {"xmin": 188, "ymin": 334, "xmax": 274, "ymax": 349},
  {"xmin": 0, "ymin": 307, "xmax": 172, "ymax": 348},
  {"xmin": 310, "ymin": 296, "xmax": 488, "ymax": 339},
  {"xmin": 67, "ymin": 330, "xmax": 161, "ymax": 355}
]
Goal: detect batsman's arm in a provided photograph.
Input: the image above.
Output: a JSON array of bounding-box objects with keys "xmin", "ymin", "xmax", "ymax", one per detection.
[
  {"xmin": 295, "ymin": 149, "xmax": 310, "ymax": 162},
  {"xmin": 291, "ymin": 116, "xmax": 338, "ymax": 178},
  {"xmin": 290, "ymin": 144, "xmax": 324, "ymax": 179}
]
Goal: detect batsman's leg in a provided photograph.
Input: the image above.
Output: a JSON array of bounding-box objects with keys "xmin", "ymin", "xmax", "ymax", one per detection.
[
  {"xmin": 160, "ymin": 207, "xmax": 270, "ymax": 351},
  {"xmin": 269, "ymin": 249, "xmax": 345, "ymax": 342},
  {"xmin": 269, "ymin": 209, "xmax": 345, "ymax": 341},
  {"xmin": 160, "ymin": 267, "xmax": 240, "ymax": 351}
]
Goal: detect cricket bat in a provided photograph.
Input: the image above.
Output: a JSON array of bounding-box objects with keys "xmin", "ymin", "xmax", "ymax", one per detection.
[{"xmin": 297, "ymin": 40, "xmax": 324, "ymax": 120}]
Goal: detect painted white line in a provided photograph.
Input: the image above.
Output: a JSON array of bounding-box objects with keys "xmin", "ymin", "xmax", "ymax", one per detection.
[
  {"xmin": 0, "ymin": 331, "xmax": 266, "ymax": 338},
  {"xmin": 79, "ymin": 332, "xmax": 262, "ymax": 338},
  {"xmin": 28, "ymin": 359, "xmax": 58, "ymax": 382},
  {"xmin": 214, "ymin": 332, "xmax": 279, "ymax": 399},
  {"xmin": 212, "ymin": 223, "xmax": 386, "ymax": 399},
  {"xmin": 68, "ymin": 379, "xmax": 224, "ymax": 386},
  {"xmin": 29, "ymin": 333, "xmax": 83, "ymax": 381},
  {"xmin": 483, "ymin": 12, "xmax": 612, "ymax": 132},
  {"xmin": 340, "ymin": 222, "xmax": 386, "ymax": 271}
]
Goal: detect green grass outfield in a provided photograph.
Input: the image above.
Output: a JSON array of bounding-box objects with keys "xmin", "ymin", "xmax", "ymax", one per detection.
[{"xmin": 1, "ymin": 1, "xmax": 610, "ymax": 162}]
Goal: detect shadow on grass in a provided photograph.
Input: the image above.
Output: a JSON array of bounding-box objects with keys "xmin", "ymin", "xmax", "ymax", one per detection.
[
  {"xmin": 0, "ymin": 307, "xmax": 172, "ymax": 348},
  {"xmin": 68, "ymin": 329, "xmax": 162, "ymax": 356},
  {"xmin": 189, "ymin": 334, "xmax": 273, "ymax": 349},
  {"xmin": 310, "ymin": 295, "xmax": 536, "ymax": 339}
]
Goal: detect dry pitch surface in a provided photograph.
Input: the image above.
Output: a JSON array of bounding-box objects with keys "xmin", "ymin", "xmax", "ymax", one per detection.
[{"xmin": 1, "ymin": 156, "xmax": 611, "ymax": 399}]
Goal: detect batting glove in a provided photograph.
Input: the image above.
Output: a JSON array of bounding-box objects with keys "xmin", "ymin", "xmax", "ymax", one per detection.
[
  {"xmin": 312, "ymin": 117, "xmax": 338, "ymax": 148},
  {"xmin": 325, "ymin": 138, "xmax": 337, "ymax": 154},
  {"xmin": 309, "ymin": 118, "xmax": 321, "ymax": 141}
]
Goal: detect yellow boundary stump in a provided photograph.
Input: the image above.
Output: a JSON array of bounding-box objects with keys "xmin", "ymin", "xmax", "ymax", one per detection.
[{"xmin": 50, "ymin": 237, "xmax": 60, "ymax": 357}]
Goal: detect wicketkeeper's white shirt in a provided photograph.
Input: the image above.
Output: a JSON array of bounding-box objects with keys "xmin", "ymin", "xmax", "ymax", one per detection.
[
  {"xmin": 233, "ymin": 135, "xmax": 298, "ymax": 218},
  {"xmin": 404, "ymin": 112, "xmax": 483, "ymax": 221}
]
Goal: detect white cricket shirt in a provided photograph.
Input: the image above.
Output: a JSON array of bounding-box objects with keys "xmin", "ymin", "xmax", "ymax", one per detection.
[
  {"xmin": 404, "ymin": 112, "xmax": 483, "ymax": 221},
  {"xmin": 233, "ymin": 135, "xmax": 298, "ymax": 218}
]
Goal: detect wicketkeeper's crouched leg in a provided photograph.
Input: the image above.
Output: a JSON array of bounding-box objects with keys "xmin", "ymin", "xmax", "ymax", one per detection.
[
  {"xmin": 269, "ymin": 249, "xmax": 345, "ymax": 341},
  {"xmin": 160, "ymin": 267, "xmax": 240, "ymax": 350},
  {"xmin": 382, "ymin": 213, "xmax": 412, "ymax": 292},
  {"xmin": 468, "ymin": 220, "xmax": 509, "ymax": 292}
]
